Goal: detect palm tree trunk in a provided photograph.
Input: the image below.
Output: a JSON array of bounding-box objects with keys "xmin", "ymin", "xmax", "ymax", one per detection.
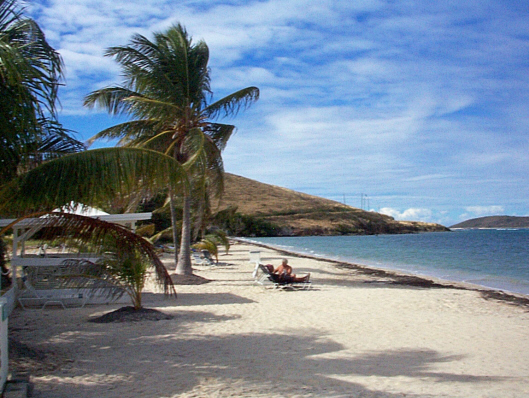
[
  {"xmin": 175, "ymin": 192, "xmax": 193, "ymax": 275},
  {"xmin": 169, "ymin": 193, "xmax": 179, "ymax": 269}
]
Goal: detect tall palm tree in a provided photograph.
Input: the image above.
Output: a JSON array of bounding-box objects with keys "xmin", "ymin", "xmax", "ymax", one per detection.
[
  {"xmin": 84, "ymin": 24, "xmax": 259, "ymax": 275},
  {"xmin": 0, "ymin": 0, "xmax": 84, "ymax": 186}
]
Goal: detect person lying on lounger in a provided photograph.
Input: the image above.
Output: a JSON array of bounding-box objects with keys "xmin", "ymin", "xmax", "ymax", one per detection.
[{"xmin": 273, "ymin": 259, "xmax": 310, "ymax": 283}]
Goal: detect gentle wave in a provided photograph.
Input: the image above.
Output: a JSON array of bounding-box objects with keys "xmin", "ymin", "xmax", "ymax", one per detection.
[{"xmin": 246, "ymin": 229, "xmax": 529, "ymax": 295}]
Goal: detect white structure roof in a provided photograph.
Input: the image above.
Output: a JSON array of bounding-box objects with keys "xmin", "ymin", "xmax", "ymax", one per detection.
[
  {"xmin": 0, "ymin": 205, "xmax": 152, "ymax": 228},
  {"xmin": 1, "ymin": 205, "xmax": 153, "ymax": 282}
]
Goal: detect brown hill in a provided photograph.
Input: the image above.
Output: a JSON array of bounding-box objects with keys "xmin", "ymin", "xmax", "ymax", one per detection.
[
  {"xmin": 451, "ymin": 216, "xmax": 529, "ymax": 229},
  {"xmin": 216, "ymin": 173, "xmax": 449, "ymax": 236}
]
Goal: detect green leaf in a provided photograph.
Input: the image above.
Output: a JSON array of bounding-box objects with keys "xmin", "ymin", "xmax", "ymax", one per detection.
[{"xmin": 0, "ymin": 148, "xmax": 188, "ymax": 214}]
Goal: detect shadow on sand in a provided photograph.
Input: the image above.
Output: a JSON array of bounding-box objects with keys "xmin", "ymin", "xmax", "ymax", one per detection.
[{"xmin": 22, "ymin": 322, "xmax": 507, "ymax": 397}]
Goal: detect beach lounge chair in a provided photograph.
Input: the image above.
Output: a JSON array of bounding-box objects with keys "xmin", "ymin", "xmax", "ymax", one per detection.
[
  {"xmin": 191, "ymin": 249, "xmax": 213, "ymax": 266},
  {"xmin": 192, "ymin": 251, "xmax": 204, "ymax": 264},
  {"xmin": 17, "ymin": 259, "xmax": 112, "ymax": 309},
  {"xmin": 191, "ymin": 250, "xmax": 214, "ymax": 265},
  {"xmin": 255, "ymin": 264, "xmax": 311, "ymax": 290},
  {"xmin": 17, "ymin": 276, "xmax": 89, "ymax": 309},
  {"xmin": 201, "ymin": 250, "xmax": 214, "ymax": 265}
]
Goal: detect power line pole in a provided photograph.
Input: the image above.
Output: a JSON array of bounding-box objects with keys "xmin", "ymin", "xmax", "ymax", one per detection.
[{"xmin": 360, "ymin": 193, "xmax": 370, "ymax": 210}]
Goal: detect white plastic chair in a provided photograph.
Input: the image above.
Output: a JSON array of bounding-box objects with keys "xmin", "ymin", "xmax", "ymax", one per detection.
[{"xmin": 250, "ymin": 251, "xmax": 261, "ymax": 278}]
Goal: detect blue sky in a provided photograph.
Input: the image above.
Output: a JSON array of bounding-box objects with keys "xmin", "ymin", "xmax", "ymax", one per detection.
[{"xmin": 26, "ymin": 0, "xmax": 529, "ymax": 227}]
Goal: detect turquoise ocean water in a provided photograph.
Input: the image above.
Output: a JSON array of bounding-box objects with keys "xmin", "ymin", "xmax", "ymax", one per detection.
[{"xmin": 246, "ymin": 229, "xmax": 529, "ymax": 295}]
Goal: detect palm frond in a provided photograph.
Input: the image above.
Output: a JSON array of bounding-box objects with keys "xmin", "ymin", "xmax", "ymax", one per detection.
[
  {"xmin": 0, "ymin": 148, "xmax": 188, "ymax": 215},
  {"xmin": 205, "ymin": 86, "xmax": 259, "ymax": 119},
  {"xmin": 149, "ymin": 226, "xmax": 178, "ymax": 244},
  {"xmin": 203, "ymin": 138, "xmax": 225, "ymax": 199},
  {"xmin": 208, "ymin": 229, "xmax": 230, "ymax": 254},
  {"xmin": 137, "ymin": 129, "xmax": 175, "ymax": 152},
  {"xmin": 0, "ymin": 1, "xmax": 76, "ymax": 186},
  {"xmin": 106, "ymin": 35, "xmax": 159, "ymax": 74},
  {"xmin": 192, "ymin": 239, "xmax": 218, "ymax": 263},
  {"xmin": 83, "ymin": 87, "xmax": 140, "ymax": 115},
  {"xmin": 87, "ymin": 119, "xmax": 162, "ymax": 145},
  {"xmin": 181, "ymin": 127, "xmax": 208, "ymax": 176},
  {"xmin": 205, "ymin": 123, "xmax": 236, "ymax": 151},
  {"xmin": 0, "ymin": 1, "xmax": 21, "ymax": 31},
  {"xmin": 1, "ymin": 212, "xmax": 177, "ymax": 304},
  {"xmin": 36, "ymin": 119, "xmax": 85, "ymax": 155}
]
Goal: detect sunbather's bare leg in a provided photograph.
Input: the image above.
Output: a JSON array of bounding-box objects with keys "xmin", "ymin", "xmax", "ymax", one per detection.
[{"xmin": 292, "ymin": 273, "xmax": 310, "ymax": 282}]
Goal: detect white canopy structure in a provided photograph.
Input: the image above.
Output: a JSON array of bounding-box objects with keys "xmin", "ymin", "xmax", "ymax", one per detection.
[{"xmin": 0, "ymin": 204, "xmax": 152, "ymax": 283}]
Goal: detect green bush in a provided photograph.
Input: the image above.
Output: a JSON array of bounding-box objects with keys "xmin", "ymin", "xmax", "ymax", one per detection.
[{"xmin": 211, "ymin": 208, "xmax": 281, "ymax": 237}]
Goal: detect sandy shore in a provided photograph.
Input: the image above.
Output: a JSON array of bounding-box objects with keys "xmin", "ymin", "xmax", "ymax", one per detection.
[{"xmin": 8, "ymin": 240, "xmax": 529, "ymax": 397}]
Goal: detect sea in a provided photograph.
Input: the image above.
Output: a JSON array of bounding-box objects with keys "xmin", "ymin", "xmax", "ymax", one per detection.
[{"xmin": 245, "ymin": 228, "xmax": 529, "ymax": 296}]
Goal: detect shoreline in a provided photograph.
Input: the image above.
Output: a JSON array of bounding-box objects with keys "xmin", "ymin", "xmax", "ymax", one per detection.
[{"xmin": 233, "ymin": 237, "xmax": 529, "ymax": 307}]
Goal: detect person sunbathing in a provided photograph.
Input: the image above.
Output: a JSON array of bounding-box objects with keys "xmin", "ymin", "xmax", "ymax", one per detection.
[{"xmin": 273, "ymin": 259, "xmax": 310, "ymax": 283}]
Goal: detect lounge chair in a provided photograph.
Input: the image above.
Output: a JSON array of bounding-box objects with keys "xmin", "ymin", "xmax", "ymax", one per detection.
[
  {"xmin": 255, "ymin": 264, "xmax": 311, "ymax": 290},
  {"xmin": 17, "ymin": 259, "xmax": 112, "ymax": 309},
  {"xmin": 191, "ymin": 249, "xmax": 213, "ymax": 266},
  {"xmin": 17, "ymin": 276, "xmax": 89, "ymax": 309},
  {"xmin": 201, "ymin": 250, "xmax": 214, "ymax": 265}
]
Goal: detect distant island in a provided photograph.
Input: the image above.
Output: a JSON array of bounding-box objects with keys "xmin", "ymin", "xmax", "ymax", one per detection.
[
  {"xmin": 451, "ymin": 216, "xmax": 529, "ymax": 229},
  {"xmin": 216, "ymin": 173, "xmax": 449, "ymax": 236}
]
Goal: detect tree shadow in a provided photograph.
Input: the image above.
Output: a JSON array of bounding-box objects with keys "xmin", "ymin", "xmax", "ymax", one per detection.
[
  {"xmin": 139, "ymin": 291, "xmax": 256, "ymax": 307},
  {"xmin": 174, "ymin": 292, "xmax": 256, "ymax": 306},
  {"xmin": 27, "ymin": 327, "xmax": 508, "ymax": 397},
  {"xmin": 344, "ymin": 349, "xmax": 504, "ymax": 383}
]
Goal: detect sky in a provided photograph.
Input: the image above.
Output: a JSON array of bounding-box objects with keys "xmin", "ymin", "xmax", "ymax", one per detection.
[{"xmin": 25, "ymin": 0, "xmax": 529, "ymax": 227}]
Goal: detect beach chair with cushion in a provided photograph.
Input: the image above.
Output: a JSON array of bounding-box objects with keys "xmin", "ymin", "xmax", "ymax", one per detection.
[
  {"xmin": 255, "ymin": 264, "xmax": 311, "ymax": 290},
  {"xmin": 192, "ymin": 251, "xmax": 204, "ymax": 265},
  {"xmin": 17, "ymin": 259, "xmax": 105, "ymax": 309},
  {"xmin": 17, "ymin": 276, "xmax": 89, "ymax": 309}
]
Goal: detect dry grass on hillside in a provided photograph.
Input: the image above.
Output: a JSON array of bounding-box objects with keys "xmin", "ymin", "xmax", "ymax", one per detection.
[
  {"xmin": 217, "ymin": 173, "xmax": 358, "ymax": 216},
  {"xmin": 214, "ymin": 174, "xmax": 447, "ymax": 235}
]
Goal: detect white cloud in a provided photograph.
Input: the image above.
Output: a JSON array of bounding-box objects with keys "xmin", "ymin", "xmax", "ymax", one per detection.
[
  {"xmin": 379, "ymin": 207, "xmax": 433, "ymax": 222},
  {"xmin": 465, "ymin": 206, "xmax": 505, "ymax": 217}
]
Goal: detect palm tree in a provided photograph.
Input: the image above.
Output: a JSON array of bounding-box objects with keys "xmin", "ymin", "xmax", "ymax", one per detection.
[
  {"xmin": 0, "ymin": 0, "xmax": 84, "ymax": 186},
  {"xmin": 84, "ymin": 24, "xmax": 259, "ymax": 275},
  {"xmin": 192, "ymin": 229, "xmax": 231, "ymax": 264}
]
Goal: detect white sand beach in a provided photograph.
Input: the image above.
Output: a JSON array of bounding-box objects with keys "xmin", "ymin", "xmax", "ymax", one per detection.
[{"xmin": 8, "ymin": 240, "xmax": 529, "ymax": 397}]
